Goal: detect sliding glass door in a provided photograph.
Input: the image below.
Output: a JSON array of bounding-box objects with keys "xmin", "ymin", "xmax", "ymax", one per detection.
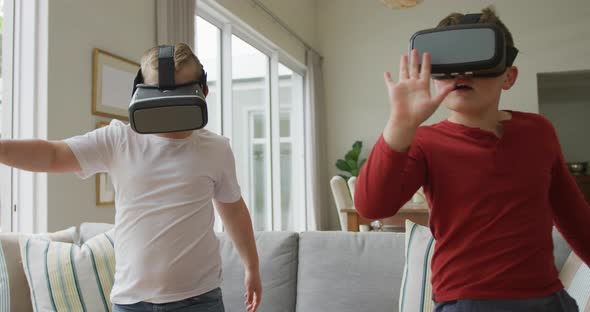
[{"xmin": 196, "ymin": 11, "xmax": 307, "ymax": 231}]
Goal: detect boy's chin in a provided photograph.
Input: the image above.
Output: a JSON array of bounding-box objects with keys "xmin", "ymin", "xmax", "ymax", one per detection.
[{"xmin": 443, "ymin": 101, "xmax": 484, "ymax": 114}]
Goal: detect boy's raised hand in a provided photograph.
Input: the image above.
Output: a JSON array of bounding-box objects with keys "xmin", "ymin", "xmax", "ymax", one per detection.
[
  {"xmin": 385, "ymin": 49, "xmax": 455, "ymax": 129},
  {"xmin": 381, "ymin": 49, "xmax": 455, "ymax": 152}
]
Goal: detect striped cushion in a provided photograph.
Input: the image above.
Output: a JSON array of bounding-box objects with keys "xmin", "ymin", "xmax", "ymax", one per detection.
[
  {"xmin": 399, "ymin": 220, "xmax": 435, "ymax": 312},
  {"xmin": 20, "ymin": 229, "xmax": 115, "ymax": 312},
  {"xmin": 0, "ymin": 227, "xmax": 76, "ymax": 312},
  {"xmin": 559, "ymin": 252, "xmax": 590, "ymax": 312}
]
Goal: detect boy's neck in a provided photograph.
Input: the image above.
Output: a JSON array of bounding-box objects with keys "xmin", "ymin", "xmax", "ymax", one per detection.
[
  {"xmin": 448, "ymin": 109, "xmax": 512, "ymax": 135},
  {"xmin": 155, "ymin": 131, "xmax": 194, "ymax": 139}
]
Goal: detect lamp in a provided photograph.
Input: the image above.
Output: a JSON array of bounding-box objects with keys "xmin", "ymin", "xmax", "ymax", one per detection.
[{"xmin": 380, "ymin": 0, "xmax": 422, "ymax": 10}]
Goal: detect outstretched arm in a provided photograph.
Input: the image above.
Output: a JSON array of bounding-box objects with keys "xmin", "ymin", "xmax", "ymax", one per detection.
[{"xmin": 0, "ymin": 139, "xmax": 80, "ymax": 173}]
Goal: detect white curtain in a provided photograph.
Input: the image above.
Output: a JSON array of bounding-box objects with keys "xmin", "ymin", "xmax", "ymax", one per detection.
[
  {"xmin": 305, "ymin": 49, "xmax": 330, "ymax": 231},
  {"xmin": 156, "ymin": 0, "xmax": 195, "ymax": 46}
]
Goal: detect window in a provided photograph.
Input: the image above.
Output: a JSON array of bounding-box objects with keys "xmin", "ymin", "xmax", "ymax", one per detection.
[
  {"xmin": 0, "ymin": 0, "xmax": 5, "ymax": 137},
  {"xmin": 196, "ymin": 11, "xmax": 307, "ymax": 231},
  {"xmin": 231, "ymin": 35, "xmax": 271, "ymax": 231},
  {"xmin": 277, "ymin": 64, "xmax": 305, "ymax": 231},
  {"xmin": 0, "ymin": 0, "xmax": 12, "ymax": 233},
  {"xmin": 195, "ymin": 17, "xmax": 221, "ymax": 135},
  {"xmin": 0, "ymin": 0, "xmax": 5, "ymax": 230},
  {"xmin": 1, "ymin": 0, "xmax": 48, "ymax": 233},
  {"xmin": 196, "ymin": 16, "xmax": 223, "ymax": 232}
]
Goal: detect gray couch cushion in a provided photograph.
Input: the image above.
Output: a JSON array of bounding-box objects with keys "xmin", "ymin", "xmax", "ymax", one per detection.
[
  {"xmin": 218, "ymin": 231, "xmax": 298, "ymax": 312},
  {"xmin": 296, "ymin": 232, "xmax": 405, "ymax": 312}
]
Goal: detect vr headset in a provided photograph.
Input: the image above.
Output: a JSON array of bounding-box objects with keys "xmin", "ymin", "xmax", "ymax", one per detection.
[
  {"xmin": 409, "ymin": 13, "xmax": 518, "ymax": 79},
  {"xmin": 129, "ymin": 45, "xmax": 209, "ymax": 134}
]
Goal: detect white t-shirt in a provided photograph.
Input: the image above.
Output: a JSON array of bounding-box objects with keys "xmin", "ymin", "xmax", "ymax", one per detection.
[{"xmin": 64, "ymin": 120, "xmax": 241, "ymax": 304}]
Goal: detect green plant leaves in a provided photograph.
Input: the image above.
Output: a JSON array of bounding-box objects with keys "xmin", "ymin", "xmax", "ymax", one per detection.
[
  {"xmin": 336, "ymin": 159, "xmax": 352, "ymax": 171},
  {"xmin": 353, "ymin": 140, "xmax": 362, "ymax": 152},
  {"xmin": 345, "ymin": 150, "xmax": 356, "ymax": 162},
  {"xmin": 351, "ymin": 141, "xmax": 362, "ymax": 161},
  {"xmin": 336, "ymin": 140, "xmax": 367, "ymax": 180},
  {"xmin": 346, "ymin": 158, "xmax": 357, "ymax": 170}
]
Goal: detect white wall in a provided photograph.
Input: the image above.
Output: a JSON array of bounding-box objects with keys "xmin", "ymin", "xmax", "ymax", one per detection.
[
  {"xmin": 257, "ymin": 0, "xmax": 319, "ymax": 49},
  {"xmin": 317, "ymin": 0, "xmax": 590, "ymax": 229},
  {"xmin": 46, "ymin": 0, "xmax": 155, "ymax": 231}
]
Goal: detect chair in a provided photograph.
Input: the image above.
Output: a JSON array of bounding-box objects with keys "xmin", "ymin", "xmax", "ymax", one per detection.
[{"xmin": 330, "ymin": 176, "xmax": 357, "ymax": 231}]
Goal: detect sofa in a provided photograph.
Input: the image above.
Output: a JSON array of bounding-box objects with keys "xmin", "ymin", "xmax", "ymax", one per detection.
[
  {"xmin": 219, "ymin": 228, "xmax": 573, "ymax": 312},
  {"xmin": 7, "ymin": 223, "xmax": 574, "ymax": 312}
]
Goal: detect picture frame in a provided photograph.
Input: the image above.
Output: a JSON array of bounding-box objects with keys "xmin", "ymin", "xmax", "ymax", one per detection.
[
  {"xmin": 92, "ymin": 48, "xmax": 139, "ymax": 120},
  {"xmin": 95, "ymin": 121, "xmax": 115, "ymax": 206}
]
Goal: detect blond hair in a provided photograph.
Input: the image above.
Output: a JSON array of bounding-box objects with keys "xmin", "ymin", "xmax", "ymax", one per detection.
[
  {"xmin": 140, "ymin": 42, "xmax": 204, "ymax": 82},
  {"xmin": 436, "ymin": 6, "xmax": 515, "ymax": 49}
]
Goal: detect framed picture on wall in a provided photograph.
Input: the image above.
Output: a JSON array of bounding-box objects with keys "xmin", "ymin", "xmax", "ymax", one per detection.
[
  {"xmin": 96, "ymin": 121, "xmax": 115, "ymax": 206},
  {"xmin": 92, "ymin": 48, "xmax": 139, "ymax": 120}
]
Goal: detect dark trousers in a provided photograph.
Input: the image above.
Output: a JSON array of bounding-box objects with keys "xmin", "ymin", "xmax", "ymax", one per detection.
[
  {"xmin": 113, "ymin": 288, "xmax": 224, "ymax": 312},
  {"xmin": 435, "ymin": 289, "xmax": 579, "ymax": 312}
]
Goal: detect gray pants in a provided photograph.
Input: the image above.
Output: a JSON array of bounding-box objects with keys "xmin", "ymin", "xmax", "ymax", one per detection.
[{"xmin": 434, "ymin": 289, "xmax": 579, "ymax": 312}]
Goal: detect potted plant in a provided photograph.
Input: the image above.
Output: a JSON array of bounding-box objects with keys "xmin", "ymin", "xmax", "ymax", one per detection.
[{"xmin": 335, "ymin": 141, "xmax": 367, "ymax": 181}]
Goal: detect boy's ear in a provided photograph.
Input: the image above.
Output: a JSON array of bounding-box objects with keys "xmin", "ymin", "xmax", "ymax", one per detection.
[{"xmin": 502, "ymin": 66, "xmax": 518, "ymax": 90}]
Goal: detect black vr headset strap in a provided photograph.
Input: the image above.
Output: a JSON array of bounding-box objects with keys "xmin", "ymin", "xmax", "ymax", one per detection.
[
  {"xmin": 130, "ymin": 45, "xmax": 176, "ymax": 96},
  {"xmin": 459, "ymin": 13, "xmax": 482, "ymax": 24},
  {"xmin": 158, "ymin": 45, "xmax": 176, "ymax": 89},
  {"xmin": 131, "ymin": 45, "xmax": 210, "ymax": 97},
  {"xmin": 506, "ymin": 47, "xmax": 518, "ymax": 66},
  {"xmin": 200, "ymin": 69, "xmax": 209, "ymax": 96},
  {"xmin": 132, "ymin": 69, "xmax": 144, "ymax": 97}
]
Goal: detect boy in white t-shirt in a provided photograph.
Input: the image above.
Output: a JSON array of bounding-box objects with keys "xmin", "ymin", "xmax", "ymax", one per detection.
[{"xmin": 0, "ymin": 43, "xmax": 261, "ymax": 312}]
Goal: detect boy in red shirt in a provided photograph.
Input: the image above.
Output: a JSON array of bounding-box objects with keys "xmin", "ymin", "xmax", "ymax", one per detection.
[{"xmin": 355, "ymin": 7, "xmax": 589, "ymax": 312}]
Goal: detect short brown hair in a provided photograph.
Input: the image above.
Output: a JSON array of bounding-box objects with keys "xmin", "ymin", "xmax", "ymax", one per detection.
[
  {"xmin": 436, "ymin": 6, "xmax": 514, "ymax": 49},
  {"xmin": 140, "ymin": 42, "xmax": 204, "ymax": 82}
]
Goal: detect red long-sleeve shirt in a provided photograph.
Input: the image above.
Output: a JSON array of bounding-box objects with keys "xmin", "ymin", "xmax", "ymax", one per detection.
[{"xmin": 355, "ymin": 111, "xmax": 590, "ymax": 302}]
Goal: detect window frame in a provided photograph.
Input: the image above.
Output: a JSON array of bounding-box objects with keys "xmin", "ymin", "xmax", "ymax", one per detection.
[{"xmin": 0, "ymin": 0, "xmax": 14, "ymax": 232}]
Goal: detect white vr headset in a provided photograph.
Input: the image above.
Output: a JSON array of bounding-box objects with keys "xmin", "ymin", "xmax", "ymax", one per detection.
[
  {"xmin": 129, "ymin": 45, "xmax": 209, "ymax": 134},
  {"xmin": 409, "ymin": 13, "xmax": 518, "ymax": 79}
]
